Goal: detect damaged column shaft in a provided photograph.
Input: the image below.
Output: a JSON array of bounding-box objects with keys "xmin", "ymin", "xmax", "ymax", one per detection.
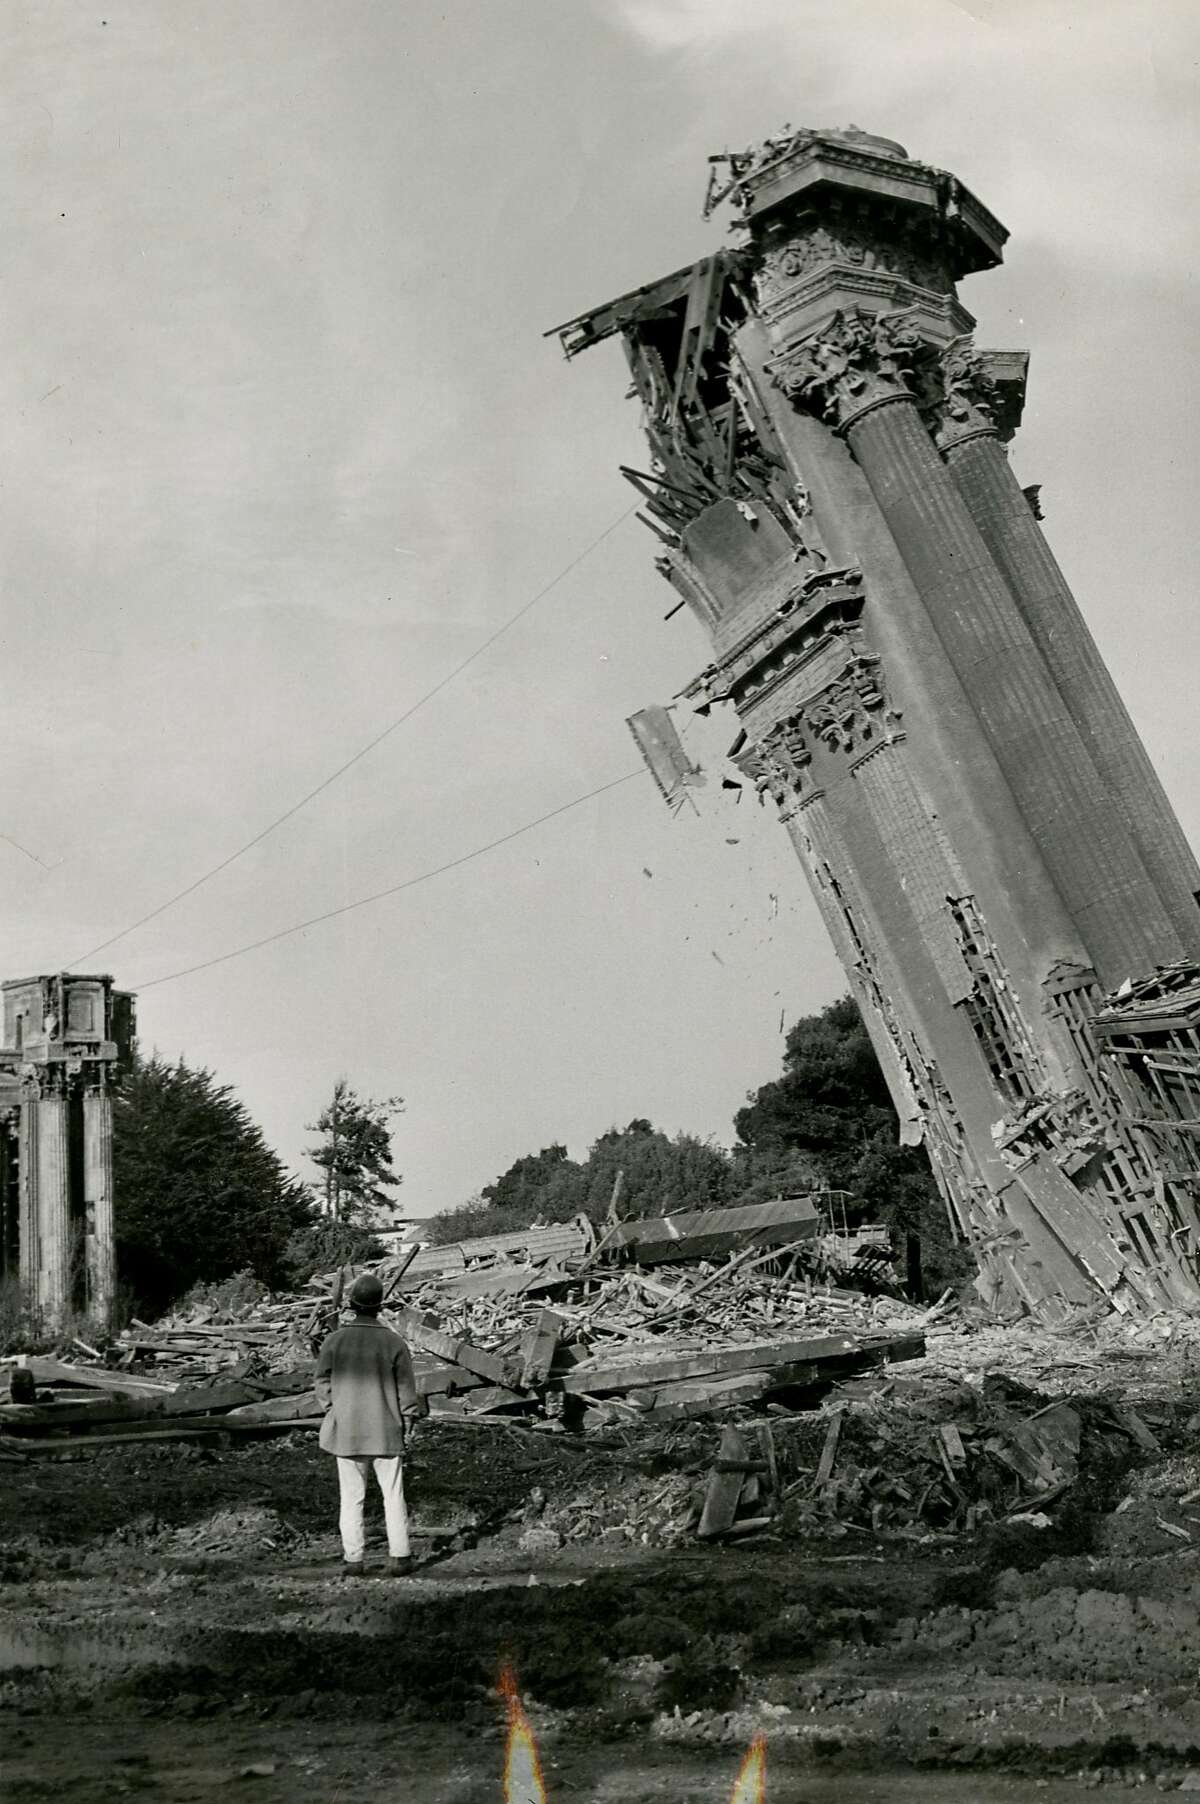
[{"xmin": 783, "ymin": 360, "xmax": 1183, "ymax": 989}]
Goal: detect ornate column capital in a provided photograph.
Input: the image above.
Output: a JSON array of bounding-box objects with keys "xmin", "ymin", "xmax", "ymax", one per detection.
[
  {"xmin": 768, "ymin": 306, "xmax": 930, "ymax": 432},
  {"xmin": 735, "ymin": 716, "xmax": 813, "ymax": 818},
  {"xmin": 925, "ymin": 335, "xmax": 1002, "ymax": 451},
  {"xmin": 737, "ymin": 650, "xmax": 903, "ymax": 815}
]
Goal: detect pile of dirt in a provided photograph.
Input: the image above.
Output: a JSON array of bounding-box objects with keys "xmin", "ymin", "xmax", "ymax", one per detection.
[
  {"xmin": 105, "ymin": 1505, "xmax": 302, "ymax": 1560},
  {"xmin": 891, "ymin": 1555, "xmax": 1200, "ymax": 1685}
]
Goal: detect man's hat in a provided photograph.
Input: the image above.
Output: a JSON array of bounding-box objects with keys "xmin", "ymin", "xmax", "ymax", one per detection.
[{"xmin": 348, "ymin": 1273, "xmax": 384, "ymax": 1313}]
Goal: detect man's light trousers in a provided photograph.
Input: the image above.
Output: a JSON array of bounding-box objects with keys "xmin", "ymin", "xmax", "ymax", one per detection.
[{"xmin": 335, "ymin": 1454, "xmax": 410, "ymax": 1562}]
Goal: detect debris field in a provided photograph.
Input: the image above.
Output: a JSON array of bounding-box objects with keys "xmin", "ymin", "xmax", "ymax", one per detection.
[{"xmin": 8, "ymin": 1213, "xmax": 1200, "ymax": 1798}]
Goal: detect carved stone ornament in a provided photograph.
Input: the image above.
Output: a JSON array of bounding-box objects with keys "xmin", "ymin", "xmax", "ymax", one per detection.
[
  {"xmin": 926, "ymin": 334, "xmax": 1001, "ymax": 450},
  {"xmin": 801, "ymin": 653, "xmax": 903, "ymax": 753},
  {"xmin": 737, "ymin": 715, "xmax": 813, "ymax": 812},
  {"xmin": 770, "ymin": 307, "xmax": 929, "ymax": 429},
  {"xmin": 754, "ymin": 220, "xmax": 952, "ymax": 307}
]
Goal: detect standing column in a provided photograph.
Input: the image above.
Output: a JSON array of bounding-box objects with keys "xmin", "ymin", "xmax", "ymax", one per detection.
[
  {"xmin": 771, "ymin": 309, "xmax": 1183, "ymax": 988},
  {"xmin": 35, "ymin": 1089, "xmax": 71, "ymax": 1329},
  {"xmin": 83, "ymin": 1086, "xmax": 115, "ymax": 1325},
  {"xmin": 18, "ymin": 1095, "xmax": 38, "ymax": 1303},
  {"xmin": 933, "ymin": 341, "xmax": 1200, "ymax": 956}
]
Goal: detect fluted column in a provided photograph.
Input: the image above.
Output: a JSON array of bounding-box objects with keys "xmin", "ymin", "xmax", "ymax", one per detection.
[
  {"xmin": 18, "ymin": 1096, "xmax": 38, "ymax": 1302},
  {"xmin": 83, "ymin": 1087, "xmax": 115, "ymax": 1325},
  {"xmin": 771, "ymin": 309, "xmax": 1183, "ymax": 988},
  {"xmin": 931, "ymin": 344, "xmax": 1200, "ymax": 955},
  {"xmin": 35, "ymin": 1091, "xmax": 71, "ymax": 1328}
]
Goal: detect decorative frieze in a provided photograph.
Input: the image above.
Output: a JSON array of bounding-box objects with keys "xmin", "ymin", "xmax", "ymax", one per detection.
[{"xmin": 754, "ymin": 218, "xmax": 953, "ymax": 309}]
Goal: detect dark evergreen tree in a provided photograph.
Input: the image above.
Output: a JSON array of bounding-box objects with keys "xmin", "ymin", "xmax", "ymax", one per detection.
[{"xmin": 113, "ymin": 1053, "xmax": 313, "ymax": 1315}]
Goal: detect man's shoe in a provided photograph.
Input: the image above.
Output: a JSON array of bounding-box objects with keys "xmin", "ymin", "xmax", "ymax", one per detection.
[
  {"xmin": 386, "ymin": 1555, "xmax": 414, "ymax": 1577},
  {"xmin": 341, "ymin": 1560, "xmax": 365, "ymax": 1578}
]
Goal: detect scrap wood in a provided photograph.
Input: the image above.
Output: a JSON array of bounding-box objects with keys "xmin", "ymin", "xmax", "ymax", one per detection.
[
  {"xmin": 558, "ymin": 1332, "xmax": 860, "ymax": 1397},
  {"xmin": 757, "ymin": 1422, "xmax": 779, "ymax": 1509},
  {"xmin": 0, "ymin": 1379, "xmax": 267, "ymax": 1433},
  {"xmin": 624, "ymin": 1371, "xmax": 773, "ymax": 1423},
  {"xmin": 518, "ymin": 1311, "xmax": 565, "ymax": 1389},
  {"xmin": 640, "ymin": 1234, "xmax": 826, "ymax": 1326},
  {"xmin": 814, "ymin": 1409, "xmax": 845, "ymax": 1488},
  {"xmin": 1109, "ymin": 1403, "xmax": 1161, "ymax": 1453},
  {"xmin": 698, "ymin": 1424, "xmax": 753, "ymax": 1538},
  {"xmin": 391, "ymin": 1305, "xmax": 518, "ymax": 1389},
  {"xmin": 725, "ymin": 1516, "xmax": 774, "ymax": 1538},
  {"xmin": 938, "ymin": 1423, "xmax": 968, "ymax": 1469},
  {"xmin": 225, "ymin": 1391, "xmax": 317, "ymax": 1423},
  {"xmin": 4, "ymin": 1357, "xmax": 177, "ymax": 1396}
]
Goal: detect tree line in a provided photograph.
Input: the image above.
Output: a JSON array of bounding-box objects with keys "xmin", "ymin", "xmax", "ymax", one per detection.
[
  {"xmin": 109, "ymin": 994, "xmax": 966, "ymax": 1320},
  {"xmin": 423, "ymin": 996, "xmax": 964, "ymax": 1288}
]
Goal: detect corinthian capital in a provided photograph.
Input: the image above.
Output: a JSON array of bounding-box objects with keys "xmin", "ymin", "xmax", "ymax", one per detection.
[
  {"xmin": 770, "ymin": 306, "xmax": 928, "ymax": 429},
  {"xmin": 927, "ymin": 335, "xmax": 1001, "ymax": 450}
]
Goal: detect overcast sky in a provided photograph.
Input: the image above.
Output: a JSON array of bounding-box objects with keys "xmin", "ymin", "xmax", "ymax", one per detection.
[{"xmin": 3, "ymin": 0, "xmax": 1198, "ymax": 1216}]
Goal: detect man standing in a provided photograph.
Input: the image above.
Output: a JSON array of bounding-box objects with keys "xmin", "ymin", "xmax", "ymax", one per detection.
[{"xmin": 314, "ymin": 1272, "xmax": 422, "ymax": 1577}]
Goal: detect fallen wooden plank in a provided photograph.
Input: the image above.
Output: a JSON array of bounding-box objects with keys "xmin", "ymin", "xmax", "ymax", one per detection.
[
  {"xmin": 225, "ymin": 1390, "xmax": 318, "ymax": 1423},
  {"xmin": 814, "ymin": 1410, "xmax": 845, "ymax": 1487},
  {"xmin": 698, "ymin": 1426, "xmax": 752, "ymax": 1538},
  {"xmin": 12, "ymin": 1357, "xmax": 177, "ymax": 1396},
  {"xmin": 429, "ymin": 1384, "xmax": 529, "ymax": 1416},
  {"xmin": 558, "ymin": 1334, "xmax": 860, "ymax": 1397},
  {"xmin": 518, "ymin": 1311, "xmax": 565, "ymax": 1389},
  {"xmin": 5, "ymin": 1415, "xmax": 323, "ymax": 1451},
  {"xmin": 758, "ymin": 1423, "xmax": 779, "ymax": 1510},
  {"xmin": 413, "ymin": 1362, "xmax": 485, "ymax": 1398},
  {"xmin": 939, "ymin": 1423, "xmax": 967, "ymax": 1469},
  {"xmin": 391, "ymin": 1306, "xmax": 517, "ymax": 1388},
  {"xmin": 0, "ymin": 1380, "xmax": 265, "ymax": 1432}
]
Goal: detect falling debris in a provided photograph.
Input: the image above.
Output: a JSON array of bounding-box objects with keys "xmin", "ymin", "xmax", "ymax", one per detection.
[{"xmin": 626, "ymin": 705, "xmax": 705, "ymax": 809}]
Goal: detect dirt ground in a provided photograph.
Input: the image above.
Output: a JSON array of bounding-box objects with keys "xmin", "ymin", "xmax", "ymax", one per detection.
[{"xmin": 6, "ymin": 1318, "xmax": 1200, "ymax": 1801}]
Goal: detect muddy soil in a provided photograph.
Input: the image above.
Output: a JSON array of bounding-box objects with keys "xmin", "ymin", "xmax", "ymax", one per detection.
[{"xmin": 5, "ymin": 1366, "xmax": 1200, "ymax": 1800}]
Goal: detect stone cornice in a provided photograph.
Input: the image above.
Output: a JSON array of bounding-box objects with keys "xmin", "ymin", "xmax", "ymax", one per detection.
[
  {"xmin": 688, "ymin": 566, "xmax": 866, "ymax": 708},
  {"xmin": 755, "ymin": 267, "xmax": 974, "ymax": 346},
  {"xmin": 705, "ymin": 130, "xmax": 1008, "ymax": 278}
]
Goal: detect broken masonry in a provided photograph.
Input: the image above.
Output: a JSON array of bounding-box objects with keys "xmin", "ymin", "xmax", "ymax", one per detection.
[{"xmin": 554, "ymin": 124, "xmax": 1200, "ymax": 1322}]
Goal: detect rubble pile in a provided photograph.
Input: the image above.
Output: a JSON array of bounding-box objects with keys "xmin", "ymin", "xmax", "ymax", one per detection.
[{"xmin": 0, "ymin": 1207, "xmax": 930, "ymax": 1454}]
